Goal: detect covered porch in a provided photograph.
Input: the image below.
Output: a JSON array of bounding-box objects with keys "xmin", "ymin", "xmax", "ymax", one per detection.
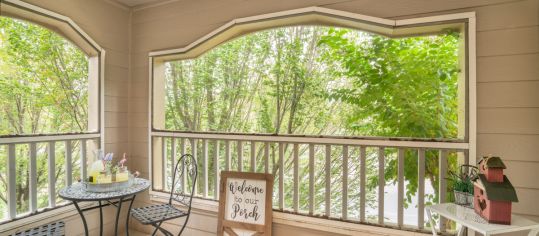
[{"xmin": 1, "ymin": 0, "xmax": 538, "ymax": 235}]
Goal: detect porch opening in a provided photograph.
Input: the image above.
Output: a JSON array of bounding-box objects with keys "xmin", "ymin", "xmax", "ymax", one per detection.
[{"xmin": 150, "ymin": 10, "xmax": 471, "ymax": 234}]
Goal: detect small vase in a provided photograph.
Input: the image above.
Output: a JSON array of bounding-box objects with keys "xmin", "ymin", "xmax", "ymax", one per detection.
[{"xmin": 454, "ymin": 190, "xmax": 474, "ymax": 208}]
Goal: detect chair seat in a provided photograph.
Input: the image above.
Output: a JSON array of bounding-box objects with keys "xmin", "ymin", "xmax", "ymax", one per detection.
[
  {"xmin": 131, "ymin": 203, "xmax": 188, "ymax": 225},
  {"xmin": 10, "ymin": 221, "xmax": 65, "ymax": 236}
]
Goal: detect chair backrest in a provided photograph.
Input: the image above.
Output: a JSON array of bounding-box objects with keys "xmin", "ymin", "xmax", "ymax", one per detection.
[{"xmin": 169, "ymin": 154, "xmax": 197, "ymax": 211}]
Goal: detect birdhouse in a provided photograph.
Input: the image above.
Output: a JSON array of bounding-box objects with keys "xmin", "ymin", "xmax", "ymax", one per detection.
[
  {"xmin": 478, "ymin": 156, "xmax": 506, "ymax": 182},
  {"xmin": 474, "ymin": 156, "xmax": 518, "ymax": 225}
]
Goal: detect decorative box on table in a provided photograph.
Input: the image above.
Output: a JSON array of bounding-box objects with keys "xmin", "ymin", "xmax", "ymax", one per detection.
[
  {"xmin": 474, "ymin": 156, "xmax": 518, "ymax": 225},
  {"xmin": 85, "ymin": 151, "xmax": 136, "ymax": 192}
]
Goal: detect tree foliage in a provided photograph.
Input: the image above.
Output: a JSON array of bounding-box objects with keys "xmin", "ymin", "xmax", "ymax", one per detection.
[
  {"xmin": 0, "ymin": 17, "xmax": 89, "ymax": 135},
  {"xmin": 163, "ymin": 25, "xmax": 461, "ymax": 220},
  {"xmin": 165, "ymin": 26, "xmax": 345, "ymax": 136},
  {"xmin": 0, "ymin": 17, "xmax": 88, "ymax": 219},
  {"xmin": 318, "ymin": 28, "xmax": 460, "ymax": 138},
  {"xmin": 0, "ymin": 15, "xmax": 462, "ymax": 223},
  {"xmin": 318, "ymin": 28, "xmax": 461, "ymax": 209}
]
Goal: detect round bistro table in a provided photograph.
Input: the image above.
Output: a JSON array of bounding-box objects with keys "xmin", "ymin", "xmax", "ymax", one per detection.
[{"xmin": 59, "ymin": 178, "xmax": 150, "ymax": 236}]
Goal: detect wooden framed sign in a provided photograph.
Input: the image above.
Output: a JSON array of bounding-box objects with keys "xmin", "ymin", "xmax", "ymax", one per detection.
[{"xmin": 217, "ymin": 171, "xmax": 274, "ymax": 236}]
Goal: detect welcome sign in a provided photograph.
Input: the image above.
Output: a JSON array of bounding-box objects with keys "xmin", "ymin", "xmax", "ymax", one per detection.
[{"xmin": 217, "ymin": 171, "xmax": 274, "ymax": 236}]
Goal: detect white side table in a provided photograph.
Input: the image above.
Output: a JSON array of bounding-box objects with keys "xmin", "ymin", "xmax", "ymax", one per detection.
[{"xmin": 426, "ymin": 203, "xmax": 539, "ymax": 236}]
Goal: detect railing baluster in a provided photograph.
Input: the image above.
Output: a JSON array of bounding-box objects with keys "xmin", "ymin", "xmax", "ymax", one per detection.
[
  {"xmin": 214, "ymin": 140, "xmax": 220, "ymax": 200},
  {"xmin": 439, "ymin": 150, "xmax": 448, "ymax": 232},
  {"xmin": 225, "ymin": 140, "xmax": 231, "ymax": 171},
  {"xmin": 181, "ymin": 138, "xmax": 187, "ymax": 193},
  {"xmin": 360, "ymin": 146, "xmax": 366, "ymax": 222},
  {"xmin": 29, "ymin": 143, "xmax": 37, "ymax": 213},
  {"xmin": 397, "ymin": 148, "xmax": 405, "ymax": 227},
  {"xmin": 65, "ymin": 141, "xmax": 72, "ymax": 186},
  {"xmin": 7, "ymin": 144, "xmax": 16, "ymax": 219},
  {"xmin": 251, "ymin": 141, "xmax": 256, "ymax": 172},
  {"xmin": 418, "ymin": 148, "xmax": 426, "ymax": 229},
  {"xmin": 325, "ymin": 144, "xmax": 331, "ymax": 217},
  {"xmin": 203, "ymin": 139, "xmax": 208, "ymax": 198},
  {"xmin": 293, "ymin": 143, "xmax": 299, "ymax": 213},
  {"xmin": 309, "ymin": 144, "xmax": 315, "ymax": 215},
  {"xmin": 181, "ymin": 138, "xmax": 186, "ymax": 155},
  {"xmin": 279, "ymin": 142, "xmax": 284, "ymax": 210},
  {"xmin": 191, "ymin": 138, "xmax": 198, "ymax": 195},
  {"xmin": 238, "ymin": 141, "xmax": 243, "ymax": 172},
  {"xmin": 80, "ymin": 139, "xmax": 87, "ymax": 181},
  {"xmin": 162, "ymin": 137, "xmax": 167, "ymax": 191},
  {"xmin": 48, "ymin": 141, "xmax": 56, "ymax": 208},
  {"xmin": 342, "ymin": 145, "xmax": 348, "ymax": 220},
  {"xmin": 171, "ymin": 138, "xmax": 176, "ymax": 191},
  {"xmin": 2, "ymin": 136, "xmax": 101, "ymax": 218},
  {"xmin": 378, "ymin": 147, "xmax": 385, "ymax": 225},
  {"xmin": 264, "ymin": 142, "xmax": 269, "ymax": 174}
]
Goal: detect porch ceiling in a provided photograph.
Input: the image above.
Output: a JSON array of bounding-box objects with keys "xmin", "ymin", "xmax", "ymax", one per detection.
[{"xmin": 111, "ymin": 0, "xmax": 172, "ymax": 7}]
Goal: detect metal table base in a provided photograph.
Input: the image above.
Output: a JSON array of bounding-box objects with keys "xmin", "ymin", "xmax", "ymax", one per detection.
[
  {"xmin": 72, "ymin": 195, "xmax": 136, "ymax": 236},
  {"xmin": 59, "ymin": 178, "xmax": 150, "ymax": 236}
]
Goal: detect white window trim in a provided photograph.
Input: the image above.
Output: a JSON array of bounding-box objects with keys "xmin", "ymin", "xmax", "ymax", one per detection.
[
  {"xmin": 0, "ymin": 0, "xmax": 105, "ymax": 225},
  {"xmin": 147, "ymin": 6, "xmax": 477, "ymax": 233},
  {"xmin": 0, "ymin": 0, "xmax": 105, "ymax": 146}
]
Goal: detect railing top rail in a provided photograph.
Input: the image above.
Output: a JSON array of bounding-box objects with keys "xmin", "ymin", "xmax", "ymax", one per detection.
[
  {"xmin": 151, "ymin": 131, "xmax": 469, "ymax": 150},
  {"xmin": 0, "ymin": 133, "xmax": 100, "ymax": 144}
]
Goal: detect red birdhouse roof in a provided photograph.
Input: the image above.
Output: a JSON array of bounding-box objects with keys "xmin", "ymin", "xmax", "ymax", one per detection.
[
  {"xmin": 478, "ymin": 156, "xmax": 506, "ymax": 169},
  {"xmin": 475, "ymin": 174, "xmax": 518, "ymax": 202}
]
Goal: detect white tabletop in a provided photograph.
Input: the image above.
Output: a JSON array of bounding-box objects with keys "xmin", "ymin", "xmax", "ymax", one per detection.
[{"xmin": 426, "ymin": 203, "xmax": 539, "ymax": 235}]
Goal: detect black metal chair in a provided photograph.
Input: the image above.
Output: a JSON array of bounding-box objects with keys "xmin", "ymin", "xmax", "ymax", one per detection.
[
  {"xmin": 131, "ymin": 154, "xmax": 197, "ymax": 236},
  {"xmin": 10, "ymin": 221, "xmax": 65, "ymax": 236}
]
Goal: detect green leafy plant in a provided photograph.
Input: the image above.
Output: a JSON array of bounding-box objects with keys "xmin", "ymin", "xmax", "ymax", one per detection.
[
  {"xmin": 449, "ymin": 176, "xmax": 474, "ymax": 193},
  {"xmin": 447, "ymin": 164, "xmax": 478, "ymax": 193},
  {"xmin": 111, "ymin": 165, "xmax": 119, "ymax": 175}
]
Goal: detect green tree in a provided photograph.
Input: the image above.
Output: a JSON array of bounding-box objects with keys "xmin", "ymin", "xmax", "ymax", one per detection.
[
  {"xmin": 318, "ymin": 28, "xmax": 460, "ymax": 207},
  {"xmin": 0, "ymin": 16, "xmax": 88, "ymax": 218},
  {"xmin": 162, "ymin": 25, "xmax": 461, "ymax": 221}
]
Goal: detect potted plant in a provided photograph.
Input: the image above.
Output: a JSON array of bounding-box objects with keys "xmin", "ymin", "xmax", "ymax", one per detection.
[{"xmin": 447, "ymin": 164, "xmax": 478, "ymax": 208}]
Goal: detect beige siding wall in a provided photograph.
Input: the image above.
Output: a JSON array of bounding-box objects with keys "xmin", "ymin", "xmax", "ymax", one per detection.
[
  {"xmin": 129, "ymin": 0, "xmax": 539, "ymax": 235},
  {"xmin": 1, "ymin": 0, "xmax": 131, "ymax": 235}
]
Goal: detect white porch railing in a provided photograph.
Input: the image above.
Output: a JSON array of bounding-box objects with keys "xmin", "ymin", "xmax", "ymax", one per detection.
[
  {"xmin": 0, "ymin": 134, "xmax": 100, "ymax": 221},
  {"xmin": 151, "ymin": 132, "xmax": 470, "ymax": 232}
]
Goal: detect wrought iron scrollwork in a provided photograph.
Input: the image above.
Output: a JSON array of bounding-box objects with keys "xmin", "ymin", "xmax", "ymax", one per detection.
[{"xmin": 169, "ymin": 154, "xmax": 197, "ymax": 207}]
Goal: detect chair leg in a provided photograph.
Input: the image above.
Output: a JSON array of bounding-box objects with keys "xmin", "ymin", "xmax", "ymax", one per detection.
[
  {"xmin": 178, "ymin": 214, "xmax": 190, "ymax": 236},
  {"xmin": 158, "ymin": 225, "xmax": 174, "ymax": 236},
  {"xmin": 152, "ymin": 221, "xmax": 174, "ymax": 236},
  {"xmin": 151, "ymin": 222, "xmax": 162, "ymax": 236}
]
